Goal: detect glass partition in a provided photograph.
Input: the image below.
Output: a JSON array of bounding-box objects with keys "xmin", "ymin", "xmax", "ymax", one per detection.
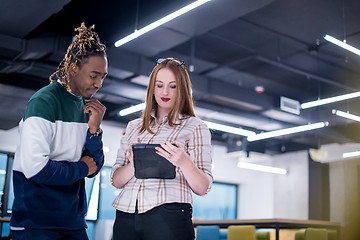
[{"xmin": 192, "ymin": 182, "xmax": 238, "ymax": 220}]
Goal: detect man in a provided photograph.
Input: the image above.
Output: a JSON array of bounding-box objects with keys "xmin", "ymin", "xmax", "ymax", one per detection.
[{"xmin": 10, "ymin": 23, "xmax": 108, "ymax": 240}]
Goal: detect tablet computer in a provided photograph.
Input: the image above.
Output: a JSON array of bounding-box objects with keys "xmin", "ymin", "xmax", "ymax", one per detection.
[{"xmin": 132, "ymin": 143, "xmax": 176, "ymax": 179}]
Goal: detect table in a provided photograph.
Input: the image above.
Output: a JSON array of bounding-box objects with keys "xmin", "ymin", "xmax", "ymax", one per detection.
[{"xmin": 193, "ymin": 218, "xmax": 341, "ymax": 240}]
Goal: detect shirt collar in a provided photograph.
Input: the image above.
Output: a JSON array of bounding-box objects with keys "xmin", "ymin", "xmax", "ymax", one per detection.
[
  {"xmin": 56, "ymin": 79, "xmax": 83, "ymax": 101},
  {"xmin": 150, "ymin": 110, "xmax": 185, "ymax": 125},
  {"xmin": 57, "ymin": 79, "xmax": 78, "ymax": 97},
  {"xmin": 150, "ymin": 110, "xmax": 168, "ymax": 124}
]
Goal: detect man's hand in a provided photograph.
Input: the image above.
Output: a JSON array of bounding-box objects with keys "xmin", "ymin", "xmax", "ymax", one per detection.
[
  {"xmin": 83, "ymin": 99, "xmax": 106, "ymax": 134},
  {"xmin": 81, "ymin": 155, "xmax": 97, "ymax": 176}
]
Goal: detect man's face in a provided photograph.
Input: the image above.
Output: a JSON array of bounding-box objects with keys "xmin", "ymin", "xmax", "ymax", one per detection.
[{"xmin": 69, "ymin": 55, "xmax": 108, "ymax": 98}]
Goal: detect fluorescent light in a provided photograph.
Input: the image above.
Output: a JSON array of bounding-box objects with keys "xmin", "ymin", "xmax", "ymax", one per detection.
[
  {"xmin": 237, "ymin": 162, "xmax": 287, "ymax": 175},
  {"xmin": 86, "ymin": 175, "xmax": 100, "ymax": 220},
  {"xmin": 343, "ymin": 151, "xmax": 360, "ymax": 158},
  {"xmin": 247, "ymin": 122, "xmax": 328, "ymax": 142},
  {"xmin": 115, "ymin": 0, "xmax": 211, "ymax": 47},
  {"xmin": 301, "ymin": 91, "xmax": 360, "ymax": 109},
  {"xmin": 203, "ymin": 120, "xmax": 256, "ymax": 137},
  {"xmin": 119, "ymin": 102, "xmax": 146, "ymax": 116},
  {"xmin": 324, "ymin": 34, "xmax": 360, "ymax": 56},
  {"xmin": 103, "ymin": 146, "xmax": 110, "ymax": 153},
  {"xmin": 333, "ymin": 109, "xmax": 360, "ymax": 122}
]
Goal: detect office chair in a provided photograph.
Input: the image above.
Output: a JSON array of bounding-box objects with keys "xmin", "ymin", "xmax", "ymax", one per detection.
[
  {"xmin": 227, "ymin": 225, "xmax": 256, "ymax": 240},
  {"xmin": 196, "ymin": 225, "xmax": 220, "ymax": 240}
]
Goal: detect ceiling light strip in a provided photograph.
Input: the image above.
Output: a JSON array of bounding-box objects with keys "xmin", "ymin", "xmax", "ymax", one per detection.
[
  {"xmin": 333, "ymin": 109, "xmax": 360, "ymax": 122},
  {"xmin": 119, "ymin": 102, "xmax": 146, "ymax": 116},
  {"xmin": 115, "ymin": 0, "xmax": 211, "ymax": 47},
  {"xmin": 301, "ymin": 91, "xmax": 360, "ymax": 109},
  {"xmin": 324, "ymin": 34, "xmax": 360, "ymax": 56},
  {"xmin": 343, "ymin": 151, "xmax": 360, "ymax": 158},
  {"xmin": 247, "ymin": 122, "xmax": 328, "ymax": 142},
  {"xmin": 203, "ymin": 121, "xmax": 256, "ymax": 137},
  {"xmin": 237, "ymin": 162, "xmax": 287, "ymax": 175}
]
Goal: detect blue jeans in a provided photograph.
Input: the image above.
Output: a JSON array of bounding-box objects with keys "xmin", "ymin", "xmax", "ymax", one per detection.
[
  {"xmin": 10, "ymin": 228, "xmax": 88, "ymax": 240},
  {"xmin": 113, "ymin": 203, "xmax": 195, "ymax": 240}
]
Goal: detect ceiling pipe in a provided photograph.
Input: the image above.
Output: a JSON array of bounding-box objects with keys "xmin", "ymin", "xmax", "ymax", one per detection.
[
  {"xmin": 204, "ymin": 31, "xmax": 357, "ymax": 92},
  {"xmin": 256, "ymin": 56, "xmax": 357, "ymax": 91}
]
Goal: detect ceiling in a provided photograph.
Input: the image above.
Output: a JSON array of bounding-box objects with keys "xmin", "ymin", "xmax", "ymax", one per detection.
[{"xmin": 1, "ymin": 0, "xmax": 360, "ymax": 155}]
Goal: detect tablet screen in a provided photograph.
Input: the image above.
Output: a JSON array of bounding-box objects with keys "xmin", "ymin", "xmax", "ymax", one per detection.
[{"xmin": 132, "ymin": 143, "xmax": 176, "ymax": 179}]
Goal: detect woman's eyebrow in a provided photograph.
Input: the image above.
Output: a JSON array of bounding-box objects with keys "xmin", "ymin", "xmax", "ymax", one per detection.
[{"xmin": 156, "ymin": 80, "xmax": 176, "ymax": 83}]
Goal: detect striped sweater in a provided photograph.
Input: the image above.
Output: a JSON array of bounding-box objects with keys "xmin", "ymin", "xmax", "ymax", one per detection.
[{"xmin": 10, "ymin": 81, "xmax": 104, "ymax": 230}]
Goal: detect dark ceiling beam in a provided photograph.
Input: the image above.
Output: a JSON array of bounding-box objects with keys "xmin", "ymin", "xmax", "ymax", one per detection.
[
  {"xmin": 256, "ymin": 56, "xmax": 357, "ymax": 91},
  {"xmin": 198, "ymin": 55, "xmax": 255, "ymax": 75},
  {"xmin": 0, "ymin": 34, "xmax": 23, "ymax": 59},
  {"xmin": 205, "ymin": 31, "xmax": 255, "ymax": 53},
  {"xmin": 118, "ymin": 0, "xmax": 275, "ymax": 56},
  {"xmin": 199, "ymin": 30, "xmax": 356, "ymax": 92},
  {"xmin": 107, "ymin": 48, "xmax": 281, "ymax": 112},
  {"xmin": 0, "ymin": 0, "xmax": 71, "ymax": 38}
]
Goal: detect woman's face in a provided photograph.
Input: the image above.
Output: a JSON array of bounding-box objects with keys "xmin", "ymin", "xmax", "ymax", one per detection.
[{"xmin": 154, "ymin": 67, "xmax": 177, "ymax": 114}]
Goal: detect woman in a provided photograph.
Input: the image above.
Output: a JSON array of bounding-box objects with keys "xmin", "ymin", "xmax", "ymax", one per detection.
[{"xmin": 111, "ymin": 58, "xmax": 213, "ymax": 240}]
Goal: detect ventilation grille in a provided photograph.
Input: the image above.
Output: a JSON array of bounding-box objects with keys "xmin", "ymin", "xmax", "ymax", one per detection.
[{"xmin": 280, "ymin": 96, "xmax": 300, "ymax": 115}]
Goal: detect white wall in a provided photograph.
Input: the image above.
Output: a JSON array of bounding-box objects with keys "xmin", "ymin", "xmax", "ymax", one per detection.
[
  {"xmin": 211, "ymin": 144, "xmax": 274, "ymax": 219},
  {"xmin": 273, "ymin": 150, "xmax": 309, "ymax": 219},
  {"xmin": 212, "ymin": 145, "xmax": 309, "ymax": 220},
  {"xmin": 0, "ymin": 127, "xmax": 19, "ymax": 153}
]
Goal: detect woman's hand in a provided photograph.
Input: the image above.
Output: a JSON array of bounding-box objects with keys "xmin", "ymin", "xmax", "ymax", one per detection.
[
  {"xmin": 111, "ymin": 139, "xmax": 140, "ymax": 189},
  {"xmin": 156, "ymin": 141, "xmax": 210, "ymax": 196},
  {"xmin": 125, "ymin": 144, "xmax": 134, "ymax": 164},
  {"xmin": 111, "ymin": 143, "xmax": 134, "ymax": 188},
  {"xmin": 156, "ymin": 141, "xmax": 191, "ymax": 168}
]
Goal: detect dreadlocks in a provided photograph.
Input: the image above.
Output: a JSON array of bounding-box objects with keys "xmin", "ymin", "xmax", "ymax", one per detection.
[{"xmin": 49, "ymin": 22, "xmax": 107, "ymax": 91}]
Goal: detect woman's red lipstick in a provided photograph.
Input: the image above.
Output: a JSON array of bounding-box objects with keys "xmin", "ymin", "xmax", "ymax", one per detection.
[{"xmin": 161, "ymin": 97, "xmax": 170, "ymax": 102}]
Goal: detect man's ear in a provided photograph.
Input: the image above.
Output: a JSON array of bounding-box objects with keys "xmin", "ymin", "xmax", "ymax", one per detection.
[{"xmin": 69, "ymin": 63, "xmax": 79, "ymax": 76}]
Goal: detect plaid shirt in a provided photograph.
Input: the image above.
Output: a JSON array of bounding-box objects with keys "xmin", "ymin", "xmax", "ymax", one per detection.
[{"xmin": 112, "ymin": 115, "xmax": 213, "ymax": 214}]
